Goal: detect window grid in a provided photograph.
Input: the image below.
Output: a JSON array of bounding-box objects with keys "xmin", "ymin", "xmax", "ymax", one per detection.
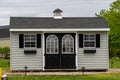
[
  {"xmin": 24, "ymin": 35, "xmax": 36, "ymax": 48},
  {"xmin": 46, "ymin": 35, "xmax": 58, "ymax": 54},
  {"xmin": 84, "ymin": 34, "xmax": 96, "ymax": 48},
  {"xmin": 62, "ymin": 34, "xmax": 74, "ymax": 54}
]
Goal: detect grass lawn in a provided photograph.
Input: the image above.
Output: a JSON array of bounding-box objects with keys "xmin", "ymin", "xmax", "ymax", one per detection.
[
  {"xmin": 0, "ymin": 59, "xmax": 10, "ymax": 72},
  {"xmin": 109, "ymin": 57, "xmax": 120, "ymax": 68},
  {"xmin": 1, "ymin": 58, "xmax": 120, "ymax": 79},
  {"xmin": 1, "ymin": 57, "xmax": 120, "ymax": 72},
  {"xmin": 8, "ymin": 73, "xmax": 120, "ymax": 80}
]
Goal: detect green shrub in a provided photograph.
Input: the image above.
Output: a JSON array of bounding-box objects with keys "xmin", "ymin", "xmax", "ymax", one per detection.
[
  {"xmin": 117, "ymin": 49, "xmax": 120, "ymax": 58},
  {"xmin": 109, "ymin": 48, "xmax": 117, "ymax": 58},
  {"xmin": 0, "ymin": 46, "xmax": 10, "ymax": 59}
]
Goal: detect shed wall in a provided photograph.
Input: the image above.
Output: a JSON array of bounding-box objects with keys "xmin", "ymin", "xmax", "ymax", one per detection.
[
  {"xmin": 77, "ymin": 31, "xmax": 109, "ymax": 70},
  {"xmin": 10, "ymin": 32, "xmax": 43, "ymax": 71}
]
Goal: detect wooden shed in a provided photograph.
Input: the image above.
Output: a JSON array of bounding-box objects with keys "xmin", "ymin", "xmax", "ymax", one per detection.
[{"xmin": 10, "ymin": 9, "xmax": 110, "ymax": 71}]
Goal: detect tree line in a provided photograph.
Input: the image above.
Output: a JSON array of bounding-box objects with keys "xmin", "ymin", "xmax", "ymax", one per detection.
[{"xmin": 96, "ymin": 0, "xmax": 120, "ymax": 58}]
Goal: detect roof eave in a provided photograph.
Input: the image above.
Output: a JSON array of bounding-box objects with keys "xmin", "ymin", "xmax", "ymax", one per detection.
[{"xmin": 10, "ymin": 28, "xmax": 110, "ymax": 32}]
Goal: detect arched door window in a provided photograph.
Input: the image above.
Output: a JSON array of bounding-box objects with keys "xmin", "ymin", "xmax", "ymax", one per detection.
[
  {"xmin": 46, "ymin": 34, "xmax": 58, "ymax": 54},
  {"xmin": 62, "ymin": 34, "xmax": 74, "ymax": 54}
]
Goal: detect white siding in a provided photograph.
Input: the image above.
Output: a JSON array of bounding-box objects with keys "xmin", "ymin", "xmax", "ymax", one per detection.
[
  {"xmin": 77, "ymin": 31, "xmax": 109, "ymax": 70},
  {"xmin": 10, "ymin": 32, "xmax": 43, "ymax": 71},
  {"xmin": 10, "ymin": 31, "xmax": 109, "ymax": 71}
]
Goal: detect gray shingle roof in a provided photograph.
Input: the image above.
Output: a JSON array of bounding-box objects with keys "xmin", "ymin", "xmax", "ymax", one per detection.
[
  {"xmin": 10, "ymin": 17, "xmax": 109, "ymax": 29},
  {"xmin": 0, "ymin": 25, "xmax": 9, "ymax": 29},
  {"xmin": 0, "ymin": 25, "xmax": 10, "ymax": 38}
]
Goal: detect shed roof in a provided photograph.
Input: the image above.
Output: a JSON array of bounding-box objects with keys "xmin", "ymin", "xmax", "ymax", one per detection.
[
  {"xmin": 10, "ymin": 17, "xmax": 109, "ymax": 30},
  {"xmin": 0, "ymin": 25, "xmax": 10, "ymax": 39},
  {"xmin": 0, "ymin": 25, "xmax": 9, "ymax": 29}
]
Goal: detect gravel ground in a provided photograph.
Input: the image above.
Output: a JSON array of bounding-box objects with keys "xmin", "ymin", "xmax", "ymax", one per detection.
[{"xmin": 6, "ymin": 69, "xmax": 120, "ymax": 76}]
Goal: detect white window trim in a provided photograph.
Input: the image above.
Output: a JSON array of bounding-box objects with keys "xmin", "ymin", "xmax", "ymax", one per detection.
[
  {"xmin": 83, "ymin": 34, "xmax": 96, "ymax": 49},
  {"xmin": 42, "ymin": 32, "xmax": 45, "ymax": 70},
  {"xmin": 24, "ymin": 34, "xmax": 37, "ymax": 50}
]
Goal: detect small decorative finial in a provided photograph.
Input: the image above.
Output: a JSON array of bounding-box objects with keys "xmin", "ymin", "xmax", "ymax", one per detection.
[
  {"xmin": 53, "ymin": 8, "xmax": 63, "ymax": 19},
  {"xmin": 53, "ymin": 8, "xmax": 63, "ymax": 13}
]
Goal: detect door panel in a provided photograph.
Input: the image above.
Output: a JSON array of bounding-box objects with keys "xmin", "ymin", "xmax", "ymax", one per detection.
[
  {"xmin": 61, "ymin": 34, "xmax": 76, "ymax": 69},
  {"xmin": 45, "ymin": 54, "xmax": 59, "ymax": 69},
  {"xmin": 45, "ymin": 33, "xmax": 76, "ymax": 69},
  {"xmin": 45, "ymin": 34, "xmax": 59, "ymax": 69},
  {"xmin": 61, "ymin": 54, "xmax": 76, "ymax": 69}
]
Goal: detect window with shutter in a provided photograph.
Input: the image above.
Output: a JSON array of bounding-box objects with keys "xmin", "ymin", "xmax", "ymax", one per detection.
[
  {"xmin": 84, "ymin": 34, "xmax": 96, "ymax": 48},
  {"xmin": 83, "ymin": 34, "xmax": 96, "ymax": 53},
  {"xmin": 24, "ymin": 35, "xmax": 37, "ymax": 49}
]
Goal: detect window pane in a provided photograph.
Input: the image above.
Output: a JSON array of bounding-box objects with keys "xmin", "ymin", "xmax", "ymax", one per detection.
[
  {"xmin": 62, "ymin": 34, "xmax": 74, "ymax": 54},
  {"xmin": 84, "ymin": 35, "xmax": 89, "ymax": 40},
  {"xmin": 47, "ymin": 48, "xmax": 50, "ymax": 53},
  {"xmin": 24, "ymin": 35, "xmax": 36, "ymax": 48},
  {"xmin": 62, "ymin": 47, "xmax": 65, "ymax": 52},
  {"xmin": 84, "ymin": 34, "xmax": 95, "ymax": 48},
  {"xmin": 46, "ymin": 35, "xmax": 58, "ymax": 54},
  {"xmin": 90, "ymin": 42, "xmax": 95, "ymax": 47},
  {"xmin": 25, "ymin": 42, "xmax": 31, "ymax": 47},
  {"xmin": 90, "ymin": 35, "xmax": 95, "ymax": 40},
  {"xmin": 31, "ymin": 44, "xmax": 35, "ymax": 47},
  {"xmin": 25, "ymin": 35, "xmax": 30, "ymax": 41},
  {"xmin": 31, "ymin": 35, "xmax": 36, "ymax": 40},
  {"xmin": 31, "ymin": 42, "xmax": 36, "ymax": 47},
  {"xmin": 55, "ymin": 48, "xmax": 58, "ymax": 52},
  {"xmin": 84, "ymin": 42, "xmax": 89, "ymax": 47}
]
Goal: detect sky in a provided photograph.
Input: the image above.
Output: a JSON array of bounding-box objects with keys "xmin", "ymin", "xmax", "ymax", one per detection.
[{"xmin": 0, "ymin": 0, "xmax": 114, "ymax": 26}]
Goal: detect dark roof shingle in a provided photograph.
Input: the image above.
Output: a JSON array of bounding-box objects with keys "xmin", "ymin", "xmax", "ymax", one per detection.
[
  {"xmin": 10, "ymin": 17, "xmax": 109, "ymax": 29},
  {"xmin": 0, "ymin": 25, "xmax": 10, "ymax": 38}
]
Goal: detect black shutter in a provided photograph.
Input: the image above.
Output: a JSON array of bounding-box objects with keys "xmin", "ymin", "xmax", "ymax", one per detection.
[
  {"xmin": 19, "ymin": 34, "xmax": 24, "ymax": 48},
  {"xmin": 96, "ymin": 34, "xmax": 100, "ymax": 48},
  {"xmin": 37, "ymin": 34, "xmax": 41, "ymax": 48},
  {"xmin": 79, "ymin": 34, "xmax": 83, "ymax": 48}
]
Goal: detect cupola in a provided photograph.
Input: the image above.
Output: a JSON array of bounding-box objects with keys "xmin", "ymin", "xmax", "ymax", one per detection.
[{"xmin": 53, "ymin": 8, "xmax": 63, "ymax": 19}]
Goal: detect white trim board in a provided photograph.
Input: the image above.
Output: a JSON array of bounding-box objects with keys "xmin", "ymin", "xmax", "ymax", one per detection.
[
  {"xmin": 42, "ymin": 32, "xmax": 45, "ymax": 70},
  {"xmin": 75, "ymin": 32, "xmax": 78, "ymax": 70},
  {"xmin": 10, "ymin": 28, "xmax": 110, "ymax": 32}
]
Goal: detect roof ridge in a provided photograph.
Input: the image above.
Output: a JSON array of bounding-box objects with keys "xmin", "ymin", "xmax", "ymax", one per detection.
[{"xmin": 10, "ymin": 17, "xmax": 104, "ymax": 19}]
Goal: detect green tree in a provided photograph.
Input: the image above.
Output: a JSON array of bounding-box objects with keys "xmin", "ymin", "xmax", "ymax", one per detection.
[
  {"xmin": 96, "ymin": 0, "xmax": 120, "ymax": 49},
  {"xmin": 0, "ymin": 47, "xmax": 4, "ymax": 57},
  {"xmin": 109, "ymin": 48, "xmax": 117, "ymax": 58},
  {"xmin": 2, "ymin": 46, "xmax": 10, "ymax": 59},
  {"xmin": 0, "ymin": 46, "xmax": 10, "ymax": 59}
]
